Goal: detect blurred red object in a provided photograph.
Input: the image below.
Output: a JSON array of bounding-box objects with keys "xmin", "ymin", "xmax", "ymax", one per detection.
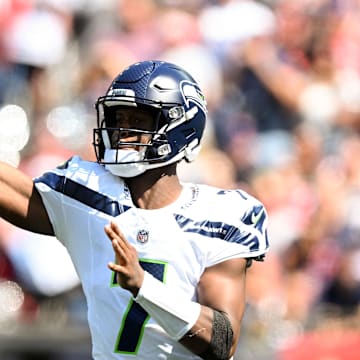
[
  {"xmin": 279, "ymin": 329, "xmax": 360, "ymax": 360},
  {"xmin": 0, "ymin": 248, "xmax": 15, "ymax": 280}
]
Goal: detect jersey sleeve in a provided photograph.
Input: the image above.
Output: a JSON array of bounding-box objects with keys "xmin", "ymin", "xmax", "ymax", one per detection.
[
  {"xmin": 204, "ymin": 190, "xmax": 270, "ymax": 267},
  {"xmin": 33, "ymin": 156, "xmax": 79, "ymax": 247},
  {"xmin": 235, "ymin": 200, "xmax": 269, "ymax": 261}
]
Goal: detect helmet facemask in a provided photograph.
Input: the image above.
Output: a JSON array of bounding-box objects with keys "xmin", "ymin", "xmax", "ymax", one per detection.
[{"xmin": 93, "ymin": 102, "xmax": 178, "ymax": 177}]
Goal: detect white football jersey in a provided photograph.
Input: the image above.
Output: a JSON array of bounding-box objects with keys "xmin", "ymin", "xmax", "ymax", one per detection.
[{"xmin": 34, "ymin": 156, "xmax": 269, "ymax": 359}]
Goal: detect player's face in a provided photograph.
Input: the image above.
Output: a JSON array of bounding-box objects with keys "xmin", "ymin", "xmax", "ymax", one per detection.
[{"xmin": 105, "ymin": 108, "xmax": 155, "ymax": 150}]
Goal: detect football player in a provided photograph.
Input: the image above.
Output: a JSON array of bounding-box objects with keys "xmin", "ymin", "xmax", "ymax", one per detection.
[{"xmin": 0, "ymin": 60, "xmax": 269, "ymax": 359}]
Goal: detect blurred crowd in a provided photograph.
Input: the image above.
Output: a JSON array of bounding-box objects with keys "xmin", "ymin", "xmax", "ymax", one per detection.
[{"xmin": 0, "ymin": 0, "xmax": 360, "ymax": 359}]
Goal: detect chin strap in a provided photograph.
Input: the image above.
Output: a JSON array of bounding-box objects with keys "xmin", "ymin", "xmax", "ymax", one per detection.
[{"xmin": 104, "ymin": 149, "xmax": 146, "ymax": 178}]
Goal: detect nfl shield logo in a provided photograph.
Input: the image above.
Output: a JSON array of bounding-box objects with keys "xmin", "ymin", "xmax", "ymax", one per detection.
[{"xmin": 137, "ymin": 229, "xmax": 149, "ymax": 244}]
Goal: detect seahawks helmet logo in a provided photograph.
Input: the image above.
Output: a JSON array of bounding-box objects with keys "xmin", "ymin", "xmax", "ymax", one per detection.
[{"xmin": 180, "ymin": 80, "xmax": 207, "ymax": 114}]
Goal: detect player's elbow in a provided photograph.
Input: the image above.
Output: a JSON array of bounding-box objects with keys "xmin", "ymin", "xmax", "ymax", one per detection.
[{"xmin": 199, "ymin": 310, "xmax": 234, "ymax": 360}]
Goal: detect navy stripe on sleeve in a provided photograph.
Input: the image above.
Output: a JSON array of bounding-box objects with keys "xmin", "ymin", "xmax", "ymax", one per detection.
[
  {"xmin": 35, "ymin": 172, "xmax": 129, "ymax": 217},
  {"xmin": 173, "ymin": 214, "xmax": 270, "ymax": 258},
  {"xmin": 174, "ymin": 214, "xmax": 261, "ymax": 249}
]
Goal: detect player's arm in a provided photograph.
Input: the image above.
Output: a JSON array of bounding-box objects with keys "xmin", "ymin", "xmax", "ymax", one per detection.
[
  {"xmin": 0, "ymin": 161, "xmax": 54, "ymax": 235},
  {"xmin": 180, "ymin": 257, "xmax": 247, "ymax": 359}
]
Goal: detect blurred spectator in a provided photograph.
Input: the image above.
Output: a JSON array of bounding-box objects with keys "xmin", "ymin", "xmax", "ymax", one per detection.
[{"xmin": 198, "ymin": 0, "xmax": 275, "ymax": 64}]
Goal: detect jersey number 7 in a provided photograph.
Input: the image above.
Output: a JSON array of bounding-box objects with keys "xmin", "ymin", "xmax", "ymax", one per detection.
[{"xmin": 110, "ymin": 259, "xmax": 167, "ymax": 354}]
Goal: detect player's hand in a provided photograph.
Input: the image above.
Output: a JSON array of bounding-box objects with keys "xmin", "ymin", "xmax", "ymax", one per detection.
[{"xmin": 105, "ymin": 221, "xmax": 144, "ymax": 297}]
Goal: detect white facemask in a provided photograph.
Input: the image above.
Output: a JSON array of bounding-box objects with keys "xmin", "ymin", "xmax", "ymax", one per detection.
[{"xmin": 104, "ymin": 149, "xmax": 147, "ymax": 178}]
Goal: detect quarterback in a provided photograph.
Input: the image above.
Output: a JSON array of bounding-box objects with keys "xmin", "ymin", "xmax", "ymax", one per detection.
[{"xmin": 0, "ymin": 60, "xmax": 269, "ymax": 359}]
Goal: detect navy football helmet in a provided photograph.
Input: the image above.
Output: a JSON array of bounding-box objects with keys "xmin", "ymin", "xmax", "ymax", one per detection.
[{"xmin": 93, "ymin": 60, "xmax": 207, "ymax": 177}]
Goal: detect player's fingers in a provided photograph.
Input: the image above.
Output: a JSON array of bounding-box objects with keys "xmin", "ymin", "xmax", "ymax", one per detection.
[
  {"xmin": 108, "ymin": 261, "xmax": 123, "ymax": 272},
  {"xmin": 111, "ymin": 238, "xmax": 125, "ymax": 257},
  {"xmin": 110, "ymin": 237, "xmax": 120, "ymax": 250},
  {"xmin": 104, "ymin": 223, "xmax": 116, "ymax": 239},
  {"xmin": 105, "ymin": 223, "xmax": 135, "ymax": 259},
  {"xmin": 107, "ymin": 222, "xmax": 134, "ymax": 255},
  {"xmin": 104, "ymin": 224, "xmax": 125, "ymax": 247},
  {"xmin": 110, "ymin": 221, "xmax": 129, "ymax": 244},
  {"xmin": 110, "ymin": 238, "xmax": 128, "ymax": 266}
]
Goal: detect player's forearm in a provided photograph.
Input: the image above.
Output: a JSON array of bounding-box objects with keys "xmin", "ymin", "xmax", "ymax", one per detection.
[
  {"xmin": 180, "ymin": 306, "xmax": 235, "ymax": 360},
  {"xmin": 178, "ymin": 305, "xmax": 213, "ymax": 354},
  {"xmin": 0, "ymin": 161, "xmax": 33, "ymax": 221},
  {"xmin": 0, "ymin": 161, "xmax": 53, "ymax": 234},
  {"xmin": 134, "ymin": 271, "xmax": 235, "ymax": 359},
  {"xmin": 243, "ymin": 37, "xmax": 308, "ymax": 110}
]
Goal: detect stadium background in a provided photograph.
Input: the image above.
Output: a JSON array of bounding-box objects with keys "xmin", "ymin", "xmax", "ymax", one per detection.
[{"xmin": 0, "ymin": 0, "xmax": 359, "ymax": 359}]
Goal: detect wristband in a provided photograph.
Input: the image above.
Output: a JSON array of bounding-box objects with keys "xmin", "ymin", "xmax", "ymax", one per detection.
[{"xmin": 134, "ymin": 271, "xmax": 201, "ymax": 340}]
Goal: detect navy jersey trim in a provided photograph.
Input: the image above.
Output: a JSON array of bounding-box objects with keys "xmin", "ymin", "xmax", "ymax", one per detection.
[
  {"xmin": 241, "ymin": 204, "xmax": 267, "ymax": 234},
  {"xmin": 35, "ymin": 172, "xmax": 129, "ymax": 216},
  {"xmin": 174, "ymin": 214, "xmax": 262, "ymax": 251}
]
